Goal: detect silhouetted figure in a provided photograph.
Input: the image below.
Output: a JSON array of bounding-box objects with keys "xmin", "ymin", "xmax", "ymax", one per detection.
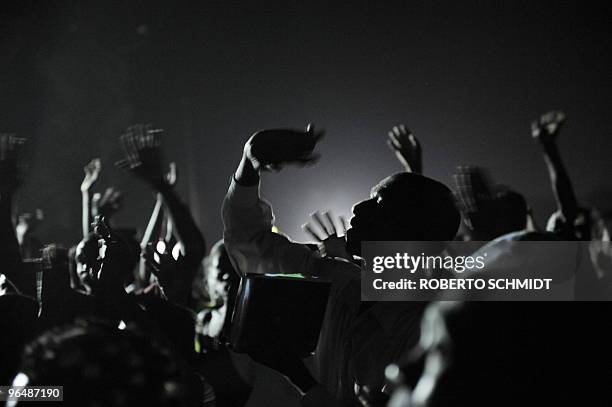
[{"xmin": 223, "ymin": 124, "xmax": 460, "ymax": 406}]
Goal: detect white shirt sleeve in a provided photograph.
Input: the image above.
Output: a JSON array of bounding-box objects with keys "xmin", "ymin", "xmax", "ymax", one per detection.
[{"xmin": 222, "ymin": 177, "xmax": 324, "ymax": 277}]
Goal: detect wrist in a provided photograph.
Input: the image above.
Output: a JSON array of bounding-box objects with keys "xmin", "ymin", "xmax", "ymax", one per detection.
[
  {"xmin": 235, "ymin": 155, "xmax": 260, "ymax": 186},
  {"xmin": 154, "ymin": 179, "xmax": 172, "ymax": 193}
]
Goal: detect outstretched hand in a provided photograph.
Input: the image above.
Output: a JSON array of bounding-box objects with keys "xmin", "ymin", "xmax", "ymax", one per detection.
[
  {"xmin": 16, "ymin": 209, "xmax": 44, "ymax": 241},
  {"xmin": 0, "ymin": 133, "xmax": 27, "ymax": 195},
  {"xmin": 81, "ymin": 158, "xmax": 101, "ymax": 193},
  {"xmin": 531, "ymin": 110, "xmax": 565, "ymax": 145},
  {"xmin": 166, "ymin": 162, "xmax": 178, "ymax": 186},
  {"xmin": 243, "ymin": 123, "xmax": 323, "ymax": 172},
  {"xmin": 302, "ymin": 210, "xmax": 351, "ymax": 260},
  {"xmin": 116, "ymin": 124, "xmax": 166, "ymax": 187},
  {"xmin": 386, "ymin": 125, "xmax": 422, "ymax": 174},
  {"xmin": 92, "ymin": 187, "xmax": 123, "ymax": 218}
]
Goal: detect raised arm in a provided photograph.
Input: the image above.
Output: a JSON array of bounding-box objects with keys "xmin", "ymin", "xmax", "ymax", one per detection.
[
  {"xmin": 222, "ymin": 124, "xmax": 326, "ymax": 277},
  {"xmin": 117, "ymin": 125, "xmax": 206, "ymax": 293},
  {"xmin": 162, "ymin": 162, "xmax": 178, "ymax": 245},
  {"xmin": 386, "ymin": 124, "xmax": 422, "ymax": 174},
  {"xmin": 137, "ymin": 193, "xmax": 164, "ymax": 283},
  {"xmin": 91, "ymin": 187, "xmax": 123, "ymax": 226},
  {"xmin": 156, "ymin": 182, "xmax": 205, "ymax": 270},
  {"xmin": 80, "ymin": 158, "xmax": 101, "ymax": 238},
  {"xmin": 224, "ymin": 125, "xmax": 342, "ymax": 399},
  {"xmin": 0, "ymin": 134, "xmax": 27, "ymax": 289},
  {"xmin": 134, "ymin": 163, "xmax": 176, "ymax": 284},
  {"xmin": 89, "ymin": 216, "xmax": 154, "ymax": 326},
  {"xmin": 531, "ymin": 111, "xmax": 579, "ymax": 226}
]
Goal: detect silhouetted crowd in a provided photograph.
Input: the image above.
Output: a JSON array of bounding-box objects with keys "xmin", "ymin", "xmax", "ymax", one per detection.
[{"xmin": 1, "ymin": 111, "xmax": 611, "ymax": 406}]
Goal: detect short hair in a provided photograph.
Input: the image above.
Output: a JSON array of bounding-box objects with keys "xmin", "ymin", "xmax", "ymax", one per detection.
[
  {"xmin": 494, "ymin": 189, "xmax": 528, "ymax": 233},
  {"xmin": 374, "ymin": 173, "xmax": 461, "ymax": 241}
]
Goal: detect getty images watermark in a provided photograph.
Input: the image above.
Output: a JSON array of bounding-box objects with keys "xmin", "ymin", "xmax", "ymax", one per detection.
[{"xmin": 361, "ymin": 240, "xmax": 611, "ymax": 301}]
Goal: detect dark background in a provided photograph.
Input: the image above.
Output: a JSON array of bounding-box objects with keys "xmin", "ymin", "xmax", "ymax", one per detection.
[{"xmin": 1, "ymin": 0, "xmax": 610, "ymax": 247}]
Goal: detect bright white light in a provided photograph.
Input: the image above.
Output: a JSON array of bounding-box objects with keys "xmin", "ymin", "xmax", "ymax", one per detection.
[{"xmin": 172, "ymin": 243, "xmax": 181, "ymax": 260}]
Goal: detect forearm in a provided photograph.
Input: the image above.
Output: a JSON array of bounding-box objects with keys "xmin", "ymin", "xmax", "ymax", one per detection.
[
  {"xmin": 540, "ymin": 142, "xmax": 579, "ymax": 223},
  {"xmin": 156, "ymin": 183, "xmax": 206, "ymax": 266},
  {"xmin": 82, "ymin": 191, "xmax": 91, "ymax": 238},
  {"xmin": 163, "ymin": 211, "xmax": 174, "ymax": 243},
  {"xmin": 222, "ymin": 155, "xmax": 269, "ymax": 244},
  {"xmin": 138, "ymin": 194, "xmax": 165, "ymax": 283},
  {"xmin": 222, "ymin": 159, "xmax": 322, "ymax": 277}
]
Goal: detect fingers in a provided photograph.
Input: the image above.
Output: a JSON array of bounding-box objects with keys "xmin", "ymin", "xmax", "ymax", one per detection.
[
  {"xmin": 119, "ymin": 132, "xmax": 139, "ymax": 167},
  {"xmin": 109, "ymin": 189, "xmax": 123, "ymax": 205},
  {"xmin": 532, "ymin": 111, "xmax": 566, "ymax": 139},
  {"xmin": 387, "ymin": 131, "xmax": 402, "ymax": 150},
  {"xmin": 303, "ymin": 210, "xmax": 347, "ymax": 242},
  {"xmin": 148, "ymin": 127, "xmax": 163, "ymax": 147},
  {"xmin": 120, "ymin": 124, "xmax": 162, "ymax": 164},
  {"xmin": 166, "ymin": 162, "xmax": 177, "ymax": 185},
  {"xmin": 84, "ymin": 158, "xmax": 101, "ymax": 174},
  {"xmin": 93, "ymin": 215, "xmax": 111, "ymax": 241},
  {"xmin": 125, "ymin": 131, "xmax": 141, "ymax": 163},
  {"xmin": 114, "ymin": 159, "xmax": 131, "ymax": 172},
  {"xmin": 387, "ymin": 125, "xmax": 418, "ymax": 152},
  {"xmin": 102, "ymin": 188, "xmax": 113, "ymax": 202},
  {"xmin": 338, "ymin": 216, "xmax": 348, "ymax": 235},
  {"xmin": 302, "ymin": 223, "xmax": 324, "ymax": 242},
  {"xmin": 324, "ymin": 211, "xmax": 338, "ymax": 236},
  {"xmin": 453, "ymin": 167, "xmax": 478, "ymax": 213},
  {"xmin": 118, "ymin": 124, "xmax": 166, "ymax": 183},
  {"xmin": 312, "ymin": 211, "xmax": 332, "ymax": 235}
]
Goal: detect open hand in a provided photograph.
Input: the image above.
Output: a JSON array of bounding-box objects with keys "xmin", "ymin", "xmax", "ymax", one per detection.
[
  {"xmin": 116, "ymin": 124, "xmax": 166, "ymax": 187},
  {"xmin": 92, "ymin": 187, "xmax": 123, "ymax": 218},
  {"xmin": 166, "ymin": 162, "xmax": 178, "ymax": 186},
  {"xmin": 81, "ymin": 158, "xmax": 101, "ymax": 193},
  {"xmin": 302, "ymin": 210, "xmax": 351, "ymax": 260},
  {"xmin": 387, "ymin": 125, "xmax": 422, "ymax": 174},
  {"xmin": 16, "ymin": 209, "xmax": 44, "ymax": 241},
  {"xmin": 531, "ymin": 110, "xmax": 565, "ymax": 144}
]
